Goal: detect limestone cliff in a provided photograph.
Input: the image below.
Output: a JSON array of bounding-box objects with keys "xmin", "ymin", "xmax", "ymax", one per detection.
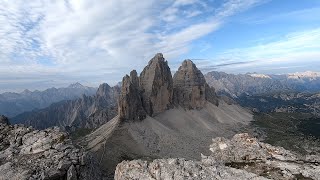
[
  {"xmin": 118, "ymin": 70, "xmax": 146, "ymax": 121},
  {"xmin": 140, "ymin": 53, "xmax": 173, "ymax": 116},
  {"xmin": 173, "ymin": 60, "xmax": 218, "ymax": 109},
  {"xmin": 118, "ymin": 54, "xmax": 219, "ymax": 121}
]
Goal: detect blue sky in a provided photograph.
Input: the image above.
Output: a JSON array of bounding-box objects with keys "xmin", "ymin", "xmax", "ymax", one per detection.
[{"xmin": 0, "ymin": 0, "xmax": 320, "ymax": 92}]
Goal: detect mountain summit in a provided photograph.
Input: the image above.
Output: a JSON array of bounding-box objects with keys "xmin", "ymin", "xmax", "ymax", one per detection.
[
  {"xmin": 84, "ymin": 53, "xmax": 250, "ymax": 176},
  {"xmin": 118, "ymin": 54, "xmax": 218, "ymax": 121},
  {"xmin": 173, "ymin": 60, "xmax": 218, "ymax": 109},
  {"xmin": 68, "ymin": 82, "xmax": 85, "ymax": 88}
]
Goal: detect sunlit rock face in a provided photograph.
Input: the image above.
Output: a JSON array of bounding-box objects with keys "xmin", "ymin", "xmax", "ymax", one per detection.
[
  {"xmin": 0, "ymin": 122, "xmax": 101, "ymax": 180},
  {"xmin": 115, "ymin": 133, "xmax": 320, "ymax": 180}
]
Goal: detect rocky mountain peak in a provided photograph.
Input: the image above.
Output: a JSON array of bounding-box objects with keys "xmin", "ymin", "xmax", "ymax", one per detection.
[
  {"xmin": 140, "ymin": 53, "xmax": 173, "ymax": 116},
  {"xmin": 118, "ymin": 70, "xmax": 146, "ymax": 121},
  {"xmin": 147, "ymin": 53, "xmax": 164, "ymax": 65},
  {"xmin": 118, "ymin": 54, "xmax": 218, "ymax": 121},
  {"xmin": 68, "ymin": 82, "xmax": 85, "ymax": 88},
  {"xmin": 173, "ymin": 59, "xmax": 218, "ymax": 109},
  {"xmin": 96, "ymin": 83, "xmax": 112, "ymax": 97}
]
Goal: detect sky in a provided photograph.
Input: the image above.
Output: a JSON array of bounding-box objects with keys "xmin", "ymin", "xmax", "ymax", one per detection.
[{"xmin": 0, "ymin": 0, "xmax": 320, "ymax": 92}]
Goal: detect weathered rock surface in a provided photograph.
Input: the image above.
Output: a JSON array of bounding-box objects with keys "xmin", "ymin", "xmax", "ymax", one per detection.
[
  {"xmin": 118, "ymin": 70, "xmax": 146, "ymax": 121},
  {"xmin": 118, "ymin": 54, "xmax": 219, "ymax": 121},
  {"xmin": 115, "ymin": 133, "xmax": 320, "ymax": 180},
  {"xmin": 173, "ymin": 60, "xmax": 218, "ymax": 109},
  {"xmin": 119, "ymin": 53, "xmax": 174, "ymax": 121},
  {"xmin": 140, "ymin": 53, "xmax": 173, "ymax": 116},
  {"xmin": 0, "ymin": 123, "xmax": 101, "ymax": 180}
]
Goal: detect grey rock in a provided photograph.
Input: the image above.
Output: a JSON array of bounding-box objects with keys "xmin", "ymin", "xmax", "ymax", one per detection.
[
  {"xmin": 119, "ymin": 53, "xmax": 174, "ymax": 121},
  {"xmin": 115, "ymin": 133, "xmax": 320, "ymax": 180},
  {"xmin": 58, "ymin": 159, "xmax": 72, "ymax": 170},
  {"xmin": 118, "ymin": 70, "xmax": 146, "ymax": 121},
  {"xmin": 67, "ymin": 165, "xmax": 78, "ymax": 180},
  {"xmin": 118, "ymin": 54, "xmax": 219, "ymax": 121},
  {"xmin": 173, "ymin": 60, "xmax": 218, "ymax": 109},
  {"xmin": 140, "ymin": 53, "xmax": 173, "ymax": 116},
  {"xmin": 0, "ymin": 123, "xmax": 100, "ymax": 180}
]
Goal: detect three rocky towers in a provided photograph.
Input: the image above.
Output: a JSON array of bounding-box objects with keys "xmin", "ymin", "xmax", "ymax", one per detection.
[{"xmin": 118, "ymin": 53, "xmax": 219, "ymax": 121}]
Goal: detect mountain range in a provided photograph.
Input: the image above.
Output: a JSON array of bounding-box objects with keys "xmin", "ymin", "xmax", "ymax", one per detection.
[
  {"xmin": 1, "ymin": 53, "xmax": 320, "ymax": 179},
  {"xmin": 80, "ymin": 53, "xmax": 254, "ymax": 177},
  {"xmin": 0, "ymin": 83, "xmax": 97, "ymax": 117},
  {"xmin": 205, "ymin": 71, "xmax": 320, "ymax": 97},
  {"xmin": 12, "ymin": 83, "xmax": 120, "ymax": 131}
]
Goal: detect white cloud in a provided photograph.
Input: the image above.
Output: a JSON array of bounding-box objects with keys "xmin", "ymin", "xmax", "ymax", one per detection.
[
  {"xmin": 0, "ymin": 0, "xmax": 261, "ymax": 92},
  {"xmin": 204, "ymin": 28, "xmax": 320, "ymax": 73}
]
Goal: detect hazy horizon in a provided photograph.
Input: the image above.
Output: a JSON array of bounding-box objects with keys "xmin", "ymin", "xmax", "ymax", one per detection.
[{"xmin": 1, "ymin": 68, "xmax": 319, "ymax": 93}]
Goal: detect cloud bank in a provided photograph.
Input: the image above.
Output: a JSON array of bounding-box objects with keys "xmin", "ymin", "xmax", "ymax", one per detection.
[{"xmin": 0, "ymin": 0, "xmax": 262, "ymax": 92}]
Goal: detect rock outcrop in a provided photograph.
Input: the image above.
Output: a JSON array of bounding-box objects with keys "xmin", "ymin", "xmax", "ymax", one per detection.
[
  {"xmin": 0, "ymin": 115, "xmax": 9, "ymax": 125},
  {"xmin": 173, "ymin": 60, "xmax": 218, "ymax": 109},
  {"xmin": 118, "ymin": 70, "xmax": 146, "ymax": 121},
  {"xmin": 119, "ymin": 53, "xmax": 174, "ymax": 121},
  {"xmin": 140, "ymin": 53, "xmax": 173, "ymax": 116},
  {"xmin": 0, "ymin": 123, "xmax": 101, "ymax": 180},
  {"xmin": 115, "ymin": 133, "xmax": 320, "ymax": 180}
]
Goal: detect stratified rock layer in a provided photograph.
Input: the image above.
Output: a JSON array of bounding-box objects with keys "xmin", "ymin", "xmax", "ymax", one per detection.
[
  {"xmin": 0, "ymin": 123, "xmax": 101, "ymax": 180},
  {"xmin": 173, "ymin": 60, "xmax": 218, "ymax": 109},
  {"xmin": 115, "ymin": 133, "xmax": 320, "ymax": 180},
  {"xmin": 140, "ymin": 53, "xmax": 173, "ymax": 116}
]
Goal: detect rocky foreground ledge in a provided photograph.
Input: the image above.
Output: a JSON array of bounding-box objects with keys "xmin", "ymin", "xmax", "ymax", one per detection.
[
  {"xmin": 0, "ymin": 120, "xmax": 100, "ymax": 180},
  {"xmin": 115, "ymin": 133, "xmax": 320, "ymax": 180}
]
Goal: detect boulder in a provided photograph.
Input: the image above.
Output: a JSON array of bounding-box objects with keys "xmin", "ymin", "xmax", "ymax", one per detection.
[{"xmin": 0, "ymin": 123, "xmax": 100, "ymax": 180}]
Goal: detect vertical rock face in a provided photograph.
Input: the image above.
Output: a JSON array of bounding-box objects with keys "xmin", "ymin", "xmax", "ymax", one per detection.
[
  {"xmin": 173, "ymin": 60, "xmax": 218, "ymax": 109},
  {"xmin": 140, "ymin": 53, "xmax": 173, "ymax": 116},
  {"xmin": 118, "ymin": 54, "xmax": 218, "ymax": 121},
  {"xmin": 118, "ymin": 70, "xmax": 146, "ymax": 121}
]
